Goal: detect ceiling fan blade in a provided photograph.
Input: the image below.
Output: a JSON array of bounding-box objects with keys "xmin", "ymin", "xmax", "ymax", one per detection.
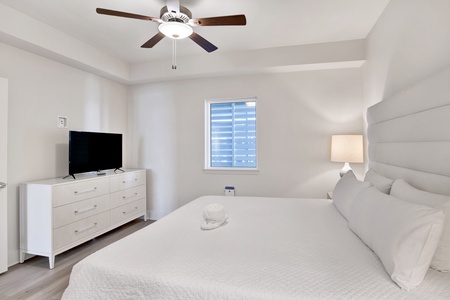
[
  {"xmin": 189, "ymin": 15, "xmax": 246, "ymax": 26},
  {"xmin": 166, "ymin": 0, "xmax": 180, "ymax": 14},
  {"xmin": 188, "ymin": 32, "xmax": 218, "ymax": 53},
  {"xmin": 141, "ymin": 32, "xmax": 165, "ymax": 48},
  {"xmin": 96, "ymin": 8, "xmax": 161, "ymax": 23}
]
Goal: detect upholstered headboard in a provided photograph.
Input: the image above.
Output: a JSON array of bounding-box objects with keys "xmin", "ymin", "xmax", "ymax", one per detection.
[{"xmin": 367, "ymin": 66, "xmax": 450, "ymax": 197}]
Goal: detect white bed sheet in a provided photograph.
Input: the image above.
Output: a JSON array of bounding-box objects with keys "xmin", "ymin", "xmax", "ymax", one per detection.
[{"xmin": 62, "ymin": 196, "xmax": 450, "ymax": 299}]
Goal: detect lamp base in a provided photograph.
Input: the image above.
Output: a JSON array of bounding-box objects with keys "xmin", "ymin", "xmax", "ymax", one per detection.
[{"xmin": 339, "ymin": 162, "xmax": 352, "ymax": 177}]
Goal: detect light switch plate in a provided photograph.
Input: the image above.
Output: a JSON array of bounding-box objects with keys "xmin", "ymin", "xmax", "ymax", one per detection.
[
  {"xmin": 57, "ymin": 116, "xmax": 68, "ymax": 128},
  {"xmin": 224, "ymin": 186, "xmax": 235, "ymax": 196}
]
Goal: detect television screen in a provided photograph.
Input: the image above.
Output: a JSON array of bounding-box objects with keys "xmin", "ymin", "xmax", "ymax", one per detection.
[{"xmin": 69, "ymin": 131, "xmax": 122, "ymax": 176}]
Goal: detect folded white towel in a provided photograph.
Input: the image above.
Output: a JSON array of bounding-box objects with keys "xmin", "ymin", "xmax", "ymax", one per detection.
[{"xmin": 201, "ymin": 203, "xmax": 228, "ymax": 230}]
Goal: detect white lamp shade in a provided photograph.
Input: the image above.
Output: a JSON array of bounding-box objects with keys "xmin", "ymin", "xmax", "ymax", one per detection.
[
  {"xmin": 331, "ymin": 135, "xmax": 364, "ymax": 163},
  {"xmin": 159, "ymin": 22, "xmax": 193, "ymax": 39}
]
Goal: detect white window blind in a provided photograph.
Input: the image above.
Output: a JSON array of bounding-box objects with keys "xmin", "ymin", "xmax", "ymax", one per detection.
[{"xmin": 206, "ymin": 99, "xmax": 257, "ymax": 169}]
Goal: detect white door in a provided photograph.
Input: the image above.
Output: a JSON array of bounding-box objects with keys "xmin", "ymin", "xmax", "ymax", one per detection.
[{"xmin": 0, "ymin": 78, "xmax": 8, "ymax": 273}]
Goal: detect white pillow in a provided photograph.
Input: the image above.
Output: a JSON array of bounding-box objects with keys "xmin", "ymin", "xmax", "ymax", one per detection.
[
  {"xmin": 391, "ymin": 179, "xmax": 450, "ymax": 272},
  {"xmin": 349, "ymin": 187, "xmax": 445, "ymax": 291},
  {"xmin": 332, "ymin": 171, "xmax": 371, "ymax": 220},
  {"xmin": 364, "ymin": 169, "xmax": 394, "ymax": 194}
]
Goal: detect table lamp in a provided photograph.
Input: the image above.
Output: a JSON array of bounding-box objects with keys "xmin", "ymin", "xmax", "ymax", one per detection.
[{"xmin": 331, "ymin": 135, "xmax": 364, "ymax": 177}]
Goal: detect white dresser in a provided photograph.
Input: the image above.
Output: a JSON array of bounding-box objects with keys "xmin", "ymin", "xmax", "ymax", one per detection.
[{"xmin": 19, "ymin": 169, "xmax": 147, "ymax": 269}]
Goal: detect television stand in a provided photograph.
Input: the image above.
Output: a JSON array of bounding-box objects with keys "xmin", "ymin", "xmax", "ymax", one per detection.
[
  {"xmin": 19, "ymin": 169, "xmax": 147, "ymax": 269},
  {"xmin": 63, "ymin": 174, "xmax": 76, "ymax": 180},
  {"xmin": 114, "ymin": 168, "xmax": 125, "ymax": 173}
]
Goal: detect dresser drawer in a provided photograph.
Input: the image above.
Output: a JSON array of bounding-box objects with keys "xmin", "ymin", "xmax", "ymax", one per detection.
[
  {"xmin": 110, "ymin": 185, "xmax": 146, "ymax": 209},
  {"xmin": 110, "ymin": 199, "xmax": 146, "ymax": 224},
  {"xmin": 110, "ymin": 171, "xmax": 145, "ymax": 192},
  {"xmin": 53, "ymin": 178, "xmax": 110, "ymax": 207},
  {"xmin": 53, "ymin": 194, "xmax": 110, "ymax": 229},
  {"xmin": 53, "ymin": 211, "xmax": 110, "ymax": 250}
]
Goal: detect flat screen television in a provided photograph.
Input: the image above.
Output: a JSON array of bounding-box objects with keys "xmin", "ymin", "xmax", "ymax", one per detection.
[{"xmin": 68, "ymin": 131, "xmax": 122, "ymax": 178}]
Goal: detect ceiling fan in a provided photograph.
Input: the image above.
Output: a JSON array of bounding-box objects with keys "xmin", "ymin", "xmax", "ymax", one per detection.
[{"xmin": 96, "ymin": 0, "xmax": 247, "ymax": 54}]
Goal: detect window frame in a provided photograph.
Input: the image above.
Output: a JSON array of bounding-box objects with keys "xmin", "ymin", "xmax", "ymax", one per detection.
[{"xmin": 204, "ymin": 97, "xmax": 259, "ymax": 174}]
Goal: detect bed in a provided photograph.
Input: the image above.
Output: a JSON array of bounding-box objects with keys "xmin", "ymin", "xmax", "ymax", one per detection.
[
  {"xmin": 62, "ymin": 195, "xmax": 450, "ymax": 299},
  {"xmin": 62, "ymin": 67, "xmax": 450, "ymax": 299}
]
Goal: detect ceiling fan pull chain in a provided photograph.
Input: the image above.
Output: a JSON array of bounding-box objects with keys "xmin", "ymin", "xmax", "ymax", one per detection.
[{"xmin": 172, "ymin": 39, "xmax": 177, "ymax": 70}]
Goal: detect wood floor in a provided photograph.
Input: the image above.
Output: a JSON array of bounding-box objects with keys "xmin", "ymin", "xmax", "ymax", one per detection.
[{"xmin": 0, "ymin": 218, "xmax": 154, "ymax": 300}]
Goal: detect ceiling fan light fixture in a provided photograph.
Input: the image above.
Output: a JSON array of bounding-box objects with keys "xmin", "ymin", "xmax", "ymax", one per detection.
[{"xmin": 159, "ymin": 22, "xmax": 193, "ymax": 39}]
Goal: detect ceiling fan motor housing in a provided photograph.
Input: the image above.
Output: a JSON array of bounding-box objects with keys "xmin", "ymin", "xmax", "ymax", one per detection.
[{"xmin": 160, "ymin": 6, "xmax": 192, "ymax": 23}]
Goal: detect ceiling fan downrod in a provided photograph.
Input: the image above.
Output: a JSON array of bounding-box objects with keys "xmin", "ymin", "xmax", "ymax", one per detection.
[{"xmin": 172, "ymin": 39, "xmax": 177, "ymax": 70}]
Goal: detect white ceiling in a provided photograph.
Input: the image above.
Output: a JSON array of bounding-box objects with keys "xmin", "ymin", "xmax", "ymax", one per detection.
[{"xmin": 0, "ymin": 0, "xmax": 390, "ymax": 64}]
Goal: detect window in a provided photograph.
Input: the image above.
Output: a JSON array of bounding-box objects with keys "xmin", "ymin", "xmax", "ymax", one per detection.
[{"xmin": 205, "ymin": 98, "xmax": 257, "ymax": 171}]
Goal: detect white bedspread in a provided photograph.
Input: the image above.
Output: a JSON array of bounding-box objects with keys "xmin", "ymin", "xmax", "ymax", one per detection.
[{"xmin": 62, "ymin": 196, "xmax": 450, "ymax": 299}]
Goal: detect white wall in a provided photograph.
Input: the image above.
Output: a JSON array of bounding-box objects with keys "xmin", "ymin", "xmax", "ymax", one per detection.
[
  {"xmin": 128, "ymin": 69, "xmax": 365, "ymax": 219},
  {"xmin": 363, "ymin": 0, "xmax": 450, "ymax": 110},
  {"xmin": 0, "ymin": 42, "xmax": 128, "ymax": 266}
]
